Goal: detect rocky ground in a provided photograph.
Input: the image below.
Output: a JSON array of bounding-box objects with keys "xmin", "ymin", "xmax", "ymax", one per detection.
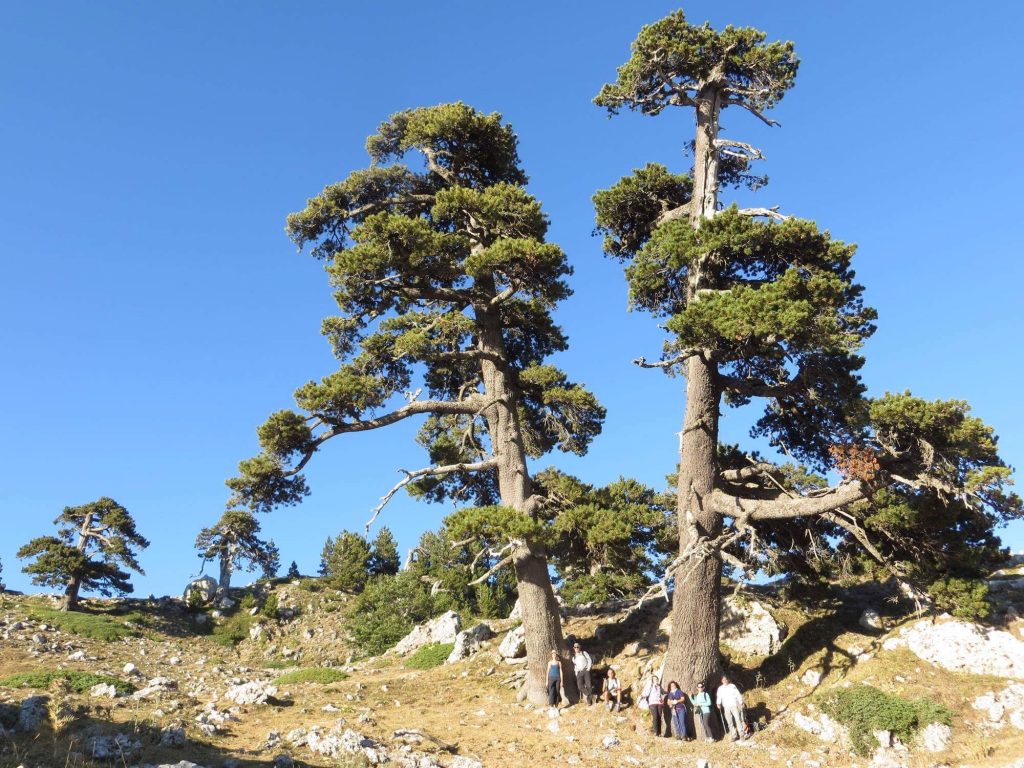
[{"xmin": 2, "ymin": 567, "xmax": 1024, "ymax": 768}]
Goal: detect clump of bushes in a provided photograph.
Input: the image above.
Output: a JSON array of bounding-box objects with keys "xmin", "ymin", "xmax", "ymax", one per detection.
[
  {"xmin": 25, "ymin": 607, "xmax": 140, "ymax": 642},
  {"xmin": 927, "ymin": 577, "xmax": 990, "ymax": 620},
  {"xmin": 818, "ymin": 684, "xmax": 951, "ymax": 756},
  {"xmin": 273, "ymin": 668, "xmax": 349, "ymax": 685},
  {"xmin": 0, "ymin": 670, "xmax": 135, "ymax": 696},
  {"xmin": 349, "ymin": 572, "xmax": 436, "ymax": 656},
  {"xmin": 404, "ymin": 643, "xmax": 454, "ymax": 669}
]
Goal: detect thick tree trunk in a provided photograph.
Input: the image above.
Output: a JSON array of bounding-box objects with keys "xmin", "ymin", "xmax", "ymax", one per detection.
[
  {"xmin": 477, "ymin": 305, "xmax": 576, "ymax": 706},
  {"xmin": 218, "ymin": 553, "xmax": 232, "ymax": 592},
  {"xmin": 662, "ymin": 357, "xmax": 721, "ymax": 691},
  {"xmin": 60, "ymin": 578, "xmax": 82, "ymax": 612},
  {"xmin": 663, "ymin": 85, "xmax": 725, "ymax": 691}
]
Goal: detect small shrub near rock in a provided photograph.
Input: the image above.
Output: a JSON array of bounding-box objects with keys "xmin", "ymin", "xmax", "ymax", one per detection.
[
  {"xmin": 927, "ymin": 577, "xmax": 990, "ymax": 620},
  {"xmin": 404, "ymin": 643, "xmax": 455, "ymax": 669},
  {"xmin": 273, "ymin": 668, "xmax": 349, "ymax": 685},
  {"xmin": 818, "ymin": 684, "xmax": 951, "ymax": 756},
  {"xmin": 0, "ymin": 670, "xmax": 135, "ymax": 696}
]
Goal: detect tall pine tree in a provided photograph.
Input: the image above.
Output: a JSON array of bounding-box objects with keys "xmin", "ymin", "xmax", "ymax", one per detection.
[
  {"xmin": 595, "ymin": 10, "xmax": 1021, "ymax": 691},
  {"xmin": 229, "ymin": 103, "xmax": 604, "ymax": 703}
]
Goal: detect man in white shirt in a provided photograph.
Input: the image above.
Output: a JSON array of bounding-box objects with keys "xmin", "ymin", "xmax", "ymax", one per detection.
[
  {"xmin": 716, "ymin": 675, "xmax": 746, "ymax": 740},
  {"xmin": 572, "ymin": 642, "xmax": 593, "ymax": 705}
]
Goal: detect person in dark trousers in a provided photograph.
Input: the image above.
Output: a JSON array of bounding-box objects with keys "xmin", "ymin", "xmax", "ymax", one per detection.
[
  {"xmin": 572, "ymin": 642, "xmax": 593, "ymax": 705},
  {"xmin": 640, "ymin": 673, "xmax": 669, "ymax": 737},
  {"xmin": 666, "ymin": 680, "xmax": 689, "ymax": 739},
  {"xmin": 546, "ymin": 650, "xmax": 561, "ymax": 709},
  {"xmin": 690, "ymin": 681, "xmax": 715, "ymax": 742}
]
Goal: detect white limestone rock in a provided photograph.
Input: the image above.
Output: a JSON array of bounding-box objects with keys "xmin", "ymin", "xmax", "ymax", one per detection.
[
  {"xmin": 720, "ymin": 598, "xmax": 787, "ymax": 656},
  {"xmin": 393, "ymin": 610, "xmax": 461, "ymax": 656},
  {"xmin": 901, "ymin": 619, "xmax": 1024, "ymax": 678},
  {"xmin": 498, "ymin": 624, "xmax": 526, "ymax": 659},
  {"xmin": 446, "ymin": 623, "xmax": 494, "ymax": 663}
]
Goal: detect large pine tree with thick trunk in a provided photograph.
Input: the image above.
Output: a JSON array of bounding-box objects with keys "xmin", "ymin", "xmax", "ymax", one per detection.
[
  {"xmin": 229, "ymin": 103, "xmax": 604, "ymax": 704},
  {"xmin": 595, "ymin": 10, "xmax": 1020, "ymax": 693}
]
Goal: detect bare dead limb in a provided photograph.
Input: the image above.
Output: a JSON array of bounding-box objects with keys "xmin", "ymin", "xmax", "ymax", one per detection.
[{"xmin": 737, "ymin": 206, "xmax": 790, "ymax": 222}]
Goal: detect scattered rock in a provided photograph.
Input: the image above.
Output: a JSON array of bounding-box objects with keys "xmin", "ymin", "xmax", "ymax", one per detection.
[
  {"xmin": 447, "ymin": 623, "xmax": 494, "ymax": 663},
  {"xmin": 87, "ymin": 732, "xmax": 142, "ymax": 760},
  {"xmin": 17, "ymin": 696, "xmax": 47, "ymax": 732},
  {"xmin": 901, "ymin": 619, "xmax": 1024, "ymax": 678},
  {"xmin": 917, "ymin": 721, "xmax": 951, "ymax": 752},
  {"xmin": 720, "ymin": 598, "xmax": 787, "ymax": 656},
  {"xmin": 89, "ymin": 683, "xmax": 119, "ymax": 698},
  {"xmin": 394, "ymin": 610, "xmax": 462, "ymax": 655},
  {"xmin": 122, "ymin": 662, "xmax": 140, "ymax": 676},
  {"xmin": 602, "ymin": 734, "xmax": 621, "ymax": 748},
  {"xmin": 224, "ymin": 681, "xmax": 278, "ymax": 705},
  {"xmin": 183, "ymin": 576, "xmax": 219, "ymax": 605},
  {"xmin": 801, "ymin": 668, "xmax": 823, "ymax": 687},
  {"xmin": 498, "ymin": 625, "xmax": 526, "ymax": 660},
  {"xmin": 158, "ymin": 725, "xmax": 187, "ymax": 747},
  {"xmin": 793, "ymin": 710, "xmax": 846, "ymax": 743},
  {"xmin": 859, "ymin": 609, "xmax": 883, "ymax": 631}
]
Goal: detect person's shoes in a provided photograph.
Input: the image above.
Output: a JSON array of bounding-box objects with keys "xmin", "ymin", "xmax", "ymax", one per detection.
[{"xmin": 706, "ymin": 737, "xmax": 714, "ymax": 743}]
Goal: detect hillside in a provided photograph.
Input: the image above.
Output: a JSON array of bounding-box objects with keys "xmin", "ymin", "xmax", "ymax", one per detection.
[{"xmin": 3, "ymin": 571, "xmax": 1024, "ymax": 768}]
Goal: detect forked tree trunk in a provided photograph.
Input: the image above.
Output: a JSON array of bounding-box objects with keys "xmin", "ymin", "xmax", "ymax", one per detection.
[
  {"xmin": 477, "ymin": 304, "xmax": 577, "ymax": 706},
  {"xmin": 662, "ymin": 84, "xmax": 726, "ymax": 691},
  {"xmin": 60, "ymin": 578, "xmax": 82, "ymax": 612}
]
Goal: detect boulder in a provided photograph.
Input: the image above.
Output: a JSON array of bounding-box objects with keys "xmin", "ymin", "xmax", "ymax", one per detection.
[
  {"xmin": 859, "ymin": 609, "xmax": 883, "ymax": 631},
  {"xmin": 508, "ymin": 599, "xmax": 522, "ymax": 621},
  {"xmin": 89, "ymin": 683, "xmax": 118, "ymax": 699},
  {"xmin": 446, "ymin": 623, "xmax": 494, "ymax": 663},
  {"xmin": 917, "ymin": 722, "xmax": 951, "ymax": 752},
  {"xmin": 223, "ymin": 681, "xmax": 278, "ymax": 705},
  {"xmin": 498, "ymin": 625, "xmax": 526, "ymax": 659},
  {"xmin": 87, "ymin": 733, "xmax": 142, "ymax": 760},
  {"xmin": 720, "ymin": 598, "xmax": 786, "ymax": 656},
  {"xmin": 393, "ymin": 610, "xmax": 461, "ymax": 655},
  {"xmin": 793, "ymin": 710, "xmax": 846, "ymax": 743},
  {"xmin": 17, "ymin": 696, "xmax": 47, "ymax": 732},
  {"xmin": 183, "ymin": 576, "xmax": 218, "ymax": 606},
  {"xmin": 900, "ymin": 619, "xmax": 1024, "ymax": 678}
]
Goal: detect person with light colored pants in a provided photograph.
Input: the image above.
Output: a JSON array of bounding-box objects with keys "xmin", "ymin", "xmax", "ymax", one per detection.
[{"xmin": 716, "ymin": 675, "xmax": 746, "ymax": 740}]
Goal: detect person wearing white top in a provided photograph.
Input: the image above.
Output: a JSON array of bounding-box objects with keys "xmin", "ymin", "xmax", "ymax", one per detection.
[
  {"xmin": 716, "ymin": 675, "xmax": 746, "ymax": 740},
  {"xmin": 602, "ymin": 668, "xmax": 622, "ymax": 711},
  {"xmin": 572, "ymin": 642, "xmax": 593, "ymax": 705}
]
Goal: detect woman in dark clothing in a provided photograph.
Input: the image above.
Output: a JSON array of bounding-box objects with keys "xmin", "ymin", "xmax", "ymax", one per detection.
[
  {"xmin": 547, "ymin": 650, "xmax": 562, "ymax": 708},
  {"xmin": 666, "ymin": 681, "xmax": 688, "ymax": 740}
]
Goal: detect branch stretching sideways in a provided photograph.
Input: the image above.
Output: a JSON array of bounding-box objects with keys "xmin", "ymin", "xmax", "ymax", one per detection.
[
  {"xmin": 736, "ymin": 206, "xmax": 790, "ymax": 222},
  {"xmin": 363, "ymin": 458, "xmax": 500, "ymax": 534},
  {"xmin": 710, "ymin": 480, "xmax": 867, "ymax": 521}
]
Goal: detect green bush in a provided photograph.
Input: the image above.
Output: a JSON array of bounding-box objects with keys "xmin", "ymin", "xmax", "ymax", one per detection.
[
  {"xmin": 0, "ymin": 670, "xmax": 135, "ymax": 696},
  {"xmin": 25, "ymin": 607, "xmax": 140, "ymax": 642},
  {"xmin": 927, "ymin": 577, "xmax": 990, "ymax": 620},
  {"xmin": 404, "ymin": 643, "xmax": 454, "ymax": 669},
  {"xmin": 349, "ymin": 572, "xmax": 435, "ymax": 656},
  {"xmin": 261, "ymin": 593, "xmax": 279, "ymax": 618},
  {"xmin": 818, "ymin": 684, "xmax": 952, "ymax": 756},
  {"xmin": 273, "ymin": 667, "xmax": 349, "ymax": 685},
  {"xmin": 210, "ymin": 611, "xmax": 256, "ymax": 648},
  {"xmin": 238, "ymin": 592, "xmax": 257, "ymax": 613}
]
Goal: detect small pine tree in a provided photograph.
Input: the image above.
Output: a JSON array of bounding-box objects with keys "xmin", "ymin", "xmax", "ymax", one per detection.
[
  {"xmin": 17, "ymin": 497, "xmax": 149, "ymax": 611},
  {"xmin": 319, "ymin": 530, "xmax": 372, "ymax": 592},
  {"xmin": 369, "ymin": 527, "xmax": 400, "ymax": 577},
  {"xmin": 0, "ymin": 555, "xmax": 5, "ymax": 591},
  {"xmin": 195, "ymin": 510, "xmax": 280, "ymax": 591},
  {"xmin": 287, "ymin": 560, "xmax": 301, "ymax": 579}
]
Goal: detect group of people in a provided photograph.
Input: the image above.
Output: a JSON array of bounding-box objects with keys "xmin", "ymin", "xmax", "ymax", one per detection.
[
  {"xmin": 638, "ymin": 672, "xmax": 748, "ymax": 742},
  {"xmin": 546, "ymin": 643, "xmax": 749, "ymax": 743}
]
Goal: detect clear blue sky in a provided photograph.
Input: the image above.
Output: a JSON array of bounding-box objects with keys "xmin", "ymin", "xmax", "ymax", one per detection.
[{"xmin": 2, "ymin": 2, "xmax": 1021, "ymax": 597}]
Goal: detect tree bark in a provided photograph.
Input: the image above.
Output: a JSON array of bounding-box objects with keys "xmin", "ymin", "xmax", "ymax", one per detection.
[
  {"xmin": 663, "ymin": 83, "xmax": 725, "ymax": 691},
  {"xmin": 476, "ymin": 302, "xmax": 576, "ymax": 706},
  {"xmin": 61, "ymin": 511, "xmax": 93, "ymax": 612},
  {"xmin": 218, "ymin": 551, "xmax": 233, "ymax": 592}
]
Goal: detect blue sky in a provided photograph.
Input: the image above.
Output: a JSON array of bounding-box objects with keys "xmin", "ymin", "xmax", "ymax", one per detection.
[{"xmin": 1, "ymin": 2, "xmax": 1021, "ymax": 597}]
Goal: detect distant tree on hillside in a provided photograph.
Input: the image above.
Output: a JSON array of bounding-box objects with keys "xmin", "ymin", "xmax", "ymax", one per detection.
[
  {"xmin": 595, "ymin": 9, "xmax": 1022, "ymax": 690},
  {"xmin": 17, "ymin": 497, "xmax": 149, "ymax": 611},
  {"xmin": 320, "ymin": 531, "xmax": 372, "ymax": 592},
  {"xmin": 368, "ymin": 527, "xmax": 400, "ymax": 577},
  {"xmin": 0, "ymin": 556, "xmax": 5, "ymax": 591},
  {"xmin": 286, "ymin": 560, "xmax": 301, "ymax": 579},
  {"xmin": 195, "ymin": 510, "xmax": 280, "ymax": 591}
]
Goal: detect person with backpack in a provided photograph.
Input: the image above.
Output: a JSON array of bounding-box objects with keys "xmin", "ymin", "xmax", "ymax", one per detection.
[
  {"xmin": 690, "ymin": 681, "xmax": 714, "ymax": 742},
  {"xmin": 572, "ymin": 642, "xmax": 593, "ymax": 705},
  {"xmin": 603, "ymin": 668, "xmax": 622, "ymax": 711},
  {"xmin": 639, "ymin": 673, "xmax": 669, "ymax": 737},
  {"xmin": 716, "ymin": 674, "xmax": 747, "ymax": 740}
]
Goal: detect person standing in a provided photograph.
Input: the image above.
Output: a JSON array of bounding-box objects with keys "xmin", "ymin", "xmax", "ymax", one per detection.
[
  {"xmin": 640, "ymin": 673, "xmax": 667, "ymax": 737},
  {"xmin": 716, "ymin": 675, "xmax": 747, "ymax": 740},
  {"xmin": 690, "ymin": 681, "xmax": 714, "ymax": 742},
  {"xmin": 546, "ymin": 650, "xmax": 562, "ymax": 709},
  {"xmin": 603, "ymin": 668, "xmax": 622, "ymax": 711},
  {"xmin": 666, "ymin": 681, "xmax": 688, "ymax": 740},
  {"xmin": 572, "ymin": 642, "xmax": 593, "ymax": 705}
]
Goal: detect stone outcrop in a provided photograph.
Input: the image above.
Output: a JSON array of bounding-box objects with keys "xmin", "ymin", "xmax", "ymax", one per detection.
[
  {"xmin": 183, "ymin": 576, "xmax": 218, "ymax": 606},
  {"xmin": 393, "ymin": 610, "xmax": 461, "ymax": 656},
  {"xmin": 720, "ymin": 597, "xmax": 787, "ymax": 656},
  {"xmin": 446, "ymin": 623, "xmax": 494, "ymax": 663},
  {"xmin": 497, "ymin": 624, "xmax": 526, "ymax": 659},
  {"xmin": 894, "ymin": 619, "xmax": 1024, "ymax": 678}
]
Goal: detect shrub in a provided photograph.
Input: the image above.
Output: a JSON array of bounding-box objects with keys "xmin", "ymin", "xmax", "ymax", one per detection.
[
  {"xmin": 0, "ymin": 670, "xmax": 135, "ymax": 696},
  {"xmin": 404, "ymin": 643, "xmax": 454, "ymax": 669},
  {"xmin": 349, "ymin": 572, "xmax": 435, "ymax": 656},
  {"xmin": 238, "ymin": 593, "xmax": 257, "ymax": 613},
  {"xmin": 210, "ymin": 611, "xmax": 256, "ymax": 648},
  {"xmin": 261, "ymin": 593, "xmax": 279, "ymax": 618},
  {"xmin": 273, "ymin": 668, "xmax": 349, "ymax": 685},
  {"xmin": 818, "ymin": 684, "xmax": 952, "ymax": 756},
  {"xmin": 927, "ymin": 577, "xmax": 990, "ymax": 620}
]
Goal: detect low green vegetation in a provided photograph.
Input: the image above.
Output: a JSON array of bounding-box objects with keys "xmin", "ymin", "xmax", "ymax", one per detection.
[
  {"xmin": 273, "ymin": 667, "xmax": 349, "ymax": 685},
  {"xmin": 210, "ymin": 611, "xmax": 257, "ymax": 648},
  {"xmin": 0, "ymin": 670, "xmax": 135, "ymax": 696},
  {"xmin": 927, "ymin": 577, "xmax": 990, "ymax": 620},
  {"xmin": 818, "ymin": 684, "xmax": 952, "ymax": 756},
  {"xmin": 404, "ymin": 643, "xmax": 454, "ymax": 670},
  {"xmin": 25, "ymin": 606, "xmax": 141, "ymax": 642}
]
